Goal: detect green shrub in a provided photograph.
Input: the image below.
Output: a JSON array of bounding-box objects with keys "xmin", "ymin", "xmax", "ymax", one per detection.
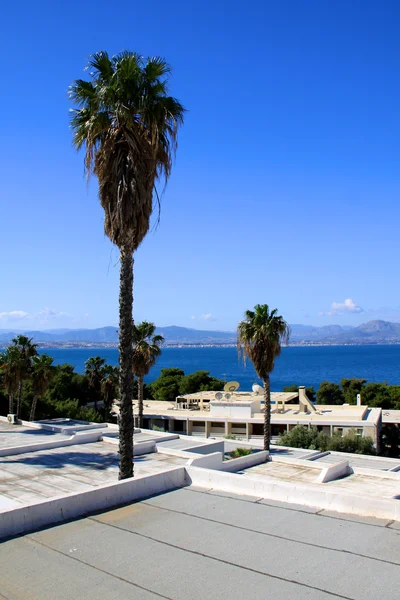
[
  {"xmin": 230, "ymin": 447, "xmax": 252, "ymax": 458},
  {"xmin": 279, "ymin": 425, "xmax": 375, "ymax": 455},
  {"xmin": 152, "ymin": 425, "xmax": 165, "ymax": 432}
]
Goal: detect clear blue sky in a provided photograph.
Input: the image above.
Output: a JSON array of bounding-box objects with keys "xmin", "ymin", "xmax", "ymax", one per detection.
[{"xmin": 1, "ymin": 0, "xmax": 400, "ymax": 331}]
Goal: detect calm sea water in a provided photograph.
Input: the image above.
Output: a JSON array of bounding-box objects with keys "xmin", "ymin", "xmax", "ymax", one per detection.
[{"xmin": 38, "ymin": 345, "xmax": 400, "ymax": 391}]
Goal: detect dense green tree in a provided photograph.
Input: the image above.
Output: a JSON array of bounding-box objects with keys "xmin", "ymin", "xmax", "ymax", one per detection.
[
  {"xmin": 316, "ymin": 381, "xmax": 344, "ymax": 405},
  {"xmin": 148, "ymin": 368, "xmax": 185, "ymax": 402},
  {"xmin": 44, "ymin": 364, "xmax": 92, "ymax": 406},
  {"xmin": 11, "ymin": 336, "xmax": 38, "ymax": 418},
  {"xmin": 85, "ymin": 356, "xmax": 106, "ymax": 412},
  {"xmin": 178, "ymin": 370, "xmax": 225, "ymax": 395},
  {"xmin": 70, "ymin": 51, "xmax": 185, "ymax": 480},
  {"xmin": 132, "ymin": 322, "xmax": 164, "ymax": 427},
  {"xmin": 279, "ymin": 425, "xmax": 375, "ymax": 455},
  {"xmin": 283, "ymin": 384, "xmax": 316, "ymax": 402},
  {"xmin": 340, "ymin": 378, "xmax": 366, "ymax": 405},
  {"xmin": 237, "ymin": 304, "xmax": 290, "ymax": 452},
  {"xmin": 101, "ymin": 365, "xmax": 119, "ymax": 416},
  {"xmin": 279, "ymin": 425, "xmax": 320, "ymax": 449},
  {"xmin": 0, "ymin": 347, "xmax": 22, "ymax": 414},
  {"xmin": 30, "ymin": 354, "xmax": 54, "ymax": 421},
  {"xmin": 361, "ymin": 382, "xmax": 393, "ymax": 409}
]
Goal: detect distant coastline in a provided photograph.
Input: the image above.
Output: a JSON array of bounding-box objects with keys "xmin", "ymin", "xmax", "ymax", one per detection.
[
  {"xmin": 2, "ymin": 340, "xmax": 400, "ymax": 350},
  {"xmin": 2, "ymin": 320, "xmax": 400, "ymax": 348}
]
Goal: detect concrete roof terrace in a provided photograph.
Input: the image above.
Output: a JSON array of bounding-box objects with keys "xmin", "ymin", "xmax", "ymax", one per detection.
[
  {"xmin": 0, "ymin": 417, "xmax": 399, "ymax": 550},
  {"xmin": 1, "ymin": 486, "xmax": 399, "ymax": 600},
  {"xmin": 0, "ymin": 440, "xmax": 187, "ymax": 512}
]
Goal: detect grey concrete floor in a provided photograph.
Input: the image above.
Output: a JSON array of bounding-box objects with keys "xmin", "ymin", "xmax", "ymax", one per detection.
[
  {"xmin": 0, "ymin": 422, "xmax": 70, "ymax": 448},
  {"xmin": 0, "ymin": 487, "xmax": 398, "ymax": 600},
  {"xmin": 0, "ymin": 442, "xmax": 187, "ymax": 510}
]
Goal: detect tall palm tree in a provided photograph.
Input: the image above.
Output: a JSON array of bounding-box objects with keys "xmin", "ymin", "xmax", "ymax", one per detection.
[
  {"xmin": 84, "ymin": 356, "xmax": 106, "ymax": 412},
  {"xmin": 30, "ymin": 354, "xmax": 54, "ymax": 421},
  {"xmin": 0, "ymin": 347, "xmax": 22, "ymax": 415},
  {"xmin": 11, "ymin": 336, "xmax": 38, "ymax": 419},
  {"xmin": 132, "ymin": 322, "xmax": 164, "ymax": 428},
  {"xmin": 237, "ymin": 304, "xmax": 290, "ymax": 452},
  {"xmin": 70, "ymin": 51, "xmax": 185, "ymax": 479},
  {"xmin": 101, "ymin": 365, "xmax": 119, "ymax": 417}
]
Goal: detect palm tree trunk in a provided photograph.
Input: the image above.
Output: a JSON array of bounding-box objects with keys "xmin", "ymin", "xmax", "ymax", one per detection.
[
  {"xmin": 30, "ymin": 396, "xmax": 38, "ymax": 422},
  {"xmin": 138, "ymin": 376, "xmax": 144, "ymax": 429},
  {"xmin": 9, "ymin": 393, "xmax": 14, "ymax": 415},
  {"xmin": 118, "ymin": 249, "xmax": 134, "ymax": 480},
  {"xmin": 263, "ymin": 374, "xmax": 271, "ymax": 453},
  {"xmin": 16, "ymin": 380, "xmax": 23, "ymax": 419}
]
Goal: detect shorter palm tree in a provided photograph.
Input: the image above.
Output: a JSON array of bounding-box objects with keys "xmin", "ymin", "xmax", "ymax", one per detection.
[
  {"xmin": 132, "ymin": 322, "xmax": 164, "ymax": 428},
  {"xmin": 85, "ymin": 356, "xmax": 106, "ymax": 412},
  {"xmin": 101, "ymin": 365, "xmax": 119, "ymax": 416},
  {"xmin": 237, "ymin": 304, "xmax": 290, "ymax": 452},
  {"xmin": 11, "ymin": 336, "xmax": 38, "ymax": 418},
  {"xmin": 0, "ymin": 347, "xmax": 22, "ymax": 415},
  {"xmin": 30, "ymin": 354, "xmax": 54, "ymax": 421}
]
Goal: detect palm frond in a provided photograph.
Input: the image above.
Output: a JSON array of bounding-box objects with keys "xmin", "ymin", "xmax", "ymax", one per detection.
[
  {"xmin": 237, "ymin": 304, "xmax": 290, "ymax": 379},
  {"xmin": 69, "ymin": 50, "xmax": 185, "ymax": 252}
]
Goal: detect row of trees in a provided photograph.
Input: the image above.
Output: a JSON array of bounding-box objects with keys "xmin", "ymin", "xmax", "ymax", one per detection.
[
  {"xmin": 0, "ymin": 336, "xmax": 53, "ymax": 421},
  {"xmin": 284, "ymin": 378, "xmax": 400, "ymax": 410},
  {"xmin": 0, "ymin": 331, "xmax": 223, "ymax": 424},
  {"xmin": 279, "ymin": 425, "xmax": 376, "ymax": 455},
  {"xmin": 0, "ymin": 339, "xmax": 120, "ymax": 423}
]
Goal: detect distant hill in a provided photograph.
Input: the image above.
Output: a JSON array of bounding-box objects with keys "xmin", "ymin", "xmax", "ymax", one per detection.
[
  {"xmin": 290, "ymin": 320, "xmax": 400, "ymax": 344},
  {"xmin": 0, "ymin": 325, "xmax": 235, "ymax": 346},
  {"xmin": 1, "ymin": 320, "xmax": 400, "ymax": 347}
]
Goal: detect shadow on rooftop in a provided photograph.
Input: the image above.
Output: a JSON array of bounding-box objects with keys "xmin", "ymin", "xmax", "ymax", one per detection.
[
  {"xmin": 0, "ymin": 429, "xmax": 56, "ymax": 436},
  {"xmin": 0, "ymin": 449, "xmax": 155, "ymax": 470},
  {"xmin": 0, "ymin": 451, "xmax": 119, "ymax": 470}
]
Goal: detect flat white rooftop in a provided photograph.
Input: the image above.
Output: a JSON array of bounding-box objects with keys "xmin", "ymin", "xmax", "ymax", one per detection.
[
  {"xmin": 0, "ymin": 441, "xmax": 187, "ymax": 511},
  {"xmin": 140, "ymin": 400, "xmax": 380, "ymax": 424},
  {"xmin": 1, "ymin": 487, "xmax": 399, "ymax": 600}
]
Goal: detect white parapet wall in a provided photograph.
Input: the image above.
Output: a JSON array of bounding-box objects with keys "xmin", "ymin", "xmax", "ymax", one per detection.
[
  {"xmin": 186, "ymin": 451, "xmax": 268, "ymax": 472},
  {"xmin": 315, "ymin": 460, "xmax": 352, "ymax": 483},
  {"xmin": 185, "ymin": 466, "xmax": 400, "ymax": 521},
  {"xmin": 102, "ymin": 437, "xmax": 156, "ymax": 456},
  {"xmin": 19, "ymin": 419, "xmax": 109, "ymax": 433},
  {"xmin": 0, "ymin": 466, "xmax": 188, "ymax": 540},
  {"xmin": 0, "ymin": 430, "xmax": 104, "ymax": 457}
]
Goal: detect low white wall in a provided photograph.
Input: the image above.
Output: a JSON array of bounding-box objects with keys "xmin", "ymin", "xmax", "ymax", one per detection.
[
  {"xmin": 0, "ymin": 466, "xmax": 187, "ymax": 540},
  {"xmin": 20, "ymin": 419, "xmax": 108, "ymax": 433},
  {"xmin": 184, "ymin": 441, "xmax": 225, "ymax": 455},
  {"xmin": 186, "ymin": 452, "xmax": 224, "ymax": 469},
  {"xmin": 220, "ymin": 451, "xmax": 268, "ymax": 472},
  {"xmin": 186, "ymin": 450, "xmax": 268, "ymax": 472},
  {"xmin": 352, "ymin": 466, "xmax": 400, "ymax": 480},
  {"xmin": 156, "ymin": 447, "xmax": 199, "ymax": 460},
  {"xmin": 0, "ymin": 430, "xmax": 103, "ymax": 457},
  {"xmin": 185, "ymin": 466, "xmax": 400, "ymax": 521},
  {"xmin": 315, "ymin": 460, "xmax": 351, "ymax": 483}
]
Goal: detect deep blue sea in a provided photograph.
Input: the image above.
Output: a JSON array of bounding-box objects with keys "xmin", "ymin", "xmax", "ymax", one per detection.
[{"xmin": 38, "ymin": 345, "xmax": 400, "ymax": 391}]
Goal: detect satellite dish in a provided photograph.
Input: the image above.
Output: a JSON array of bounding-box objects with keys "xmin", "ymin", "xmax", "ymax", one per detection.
[
  {"xmin": 215, "ymin": 392, "xmax": 223, "ymax": 400},
  {"xmin": 252, "ymin": 384, "xmax": 263, "ymax": 395},
  {"xmin": 224, "ymin": 381, "xmax": 240, "ymax": 393},
  {"xmin": 224, "ymin": 393, "xmax": 231, "ymax": 400}
]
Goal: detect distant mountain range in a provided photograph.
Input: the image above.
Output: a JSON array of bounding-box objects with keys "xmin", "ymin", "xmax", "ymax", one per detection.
[{"xmin": 1, "ymin": 320, "xmax": 400, "ymax": 347}]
